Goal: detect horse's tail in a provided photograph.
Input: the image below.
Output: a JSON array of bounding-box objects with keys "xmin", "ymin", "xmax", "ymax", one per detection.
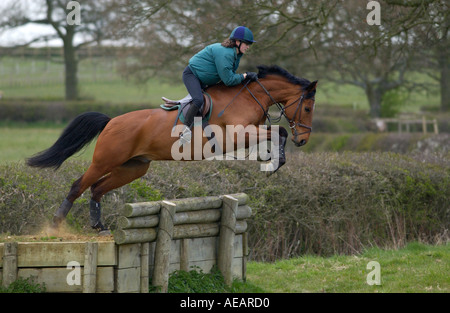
[{"xmin": 27, "ymin": 112, "xmax": 111, "ymax": 170}]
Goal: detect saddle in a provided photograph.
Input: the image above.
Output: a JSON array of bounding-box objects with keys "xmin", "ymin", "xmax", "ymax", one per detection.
[
  {"xmin": 161, "ymin": 92, "xmax": 212, "ymax": 121},
  {"xmin": 160, "ymin": 91, "xmax": 220, "ymax": 154}
]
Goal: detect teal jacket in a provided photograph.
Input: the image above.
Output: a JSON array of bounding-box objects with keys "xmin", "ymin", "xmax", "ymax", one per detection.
[{"xmin": 188, "ymin": 43, "xmax": 244, "ymax": 87}]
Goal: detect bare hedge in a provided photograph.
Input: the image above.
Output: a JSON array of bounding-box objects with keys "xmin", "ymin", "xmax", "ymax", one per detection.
[{"xmin": 0, "ymin": 152, "xmax": 448, "ymax": 260}]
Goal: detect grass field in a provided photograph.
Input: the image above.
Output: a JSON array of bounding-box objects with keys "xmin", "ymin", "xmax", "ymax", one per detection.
[
  {"xmin": 0, "ymin": 56, "xmax": 187, "ymax": 105},
  {"xmin": 0, "ymin": 56, "xmax": 441, "ymax": 110},
  {"xmin": 2, "ymin": 79, "xmax": 188, "ymax": 106},
  {"xmin": 0, "ymin": 126, "xmax": 95, "ymax": 164},
  {"xmin": 167, "ymin": 241, "xmax": 449, "ymax": 293},
  {"xmin": 246, "ymin": 242, "xmax": 449, "ymax": 293}
]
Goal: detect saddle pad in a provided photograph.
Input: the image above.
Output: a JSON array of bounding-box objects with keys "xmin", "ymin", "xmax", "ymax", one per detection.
[
  {"xmin": 160, "ymin": 92, "xmax": 213, "ymax": 125},
  {"xmin": 159, "ymin": 103, "xmax": 179, "ymax": 111}
]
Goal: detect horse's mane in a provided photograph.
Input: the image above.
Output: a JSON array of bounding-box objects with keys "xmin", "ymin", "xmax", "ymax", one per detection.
[{"xmin": 257, "ymin": 65, "xmax": 311, "ymax": 89}]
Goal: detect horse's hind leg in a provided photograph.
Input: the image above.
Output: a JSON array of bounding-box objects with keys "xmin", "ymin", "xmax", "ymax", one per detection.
[
  {"xmin": 89, "ymin": 158, "xmax": 151, "ymax": 231},
  {"xmin": 52, "ymin": 162, "xmax": 111, "ymax": 230}
]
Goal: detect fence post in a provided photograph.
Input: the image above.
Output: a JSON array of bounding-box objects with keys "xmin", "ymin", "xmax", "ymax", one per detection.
[
  {"xmin": 180, "ymin": 239, "xmax": 190, "ymax": 272},
  {"xmin": 433, "ymin": 119, "xmax": 439, "ymax": 134},
  {"xmin": 422, "ymin": 116, "xmax": 427, "ymax": 134},
  {"xmin": 83, "ymin": 242, "xmax": 98, "ymax": 293},
  {"xmin": 242, "ymin": 232, "xmax": 248, "ymax": 282},
  {"xmin": 2, "ymin": 242, "xmax": 18, "ymax": 288},
  {"xmin": 152, "ymin": 200, "xmax": 176, "ymax": 293},
  {"xmin": 140, "ymin": 242, "xmax": 150, "ymax": 293},
  {"xmin": 218, "ymin": 195, "xmax": 238, "ymax": 286}
]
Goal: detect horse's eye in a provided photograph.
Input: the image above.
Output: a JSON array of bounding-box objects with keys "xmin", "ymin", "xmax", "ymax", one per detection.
[{"xmin": 305, "ymin": 107, "xmax": 311, "ymax": 113}]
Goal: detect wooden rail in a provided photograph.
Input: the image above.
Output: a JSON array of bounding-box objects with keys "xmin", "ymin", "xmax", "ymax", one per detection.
[{"xmin": 374, "ymin": 117, "xmax": 439, "ymax": 134}]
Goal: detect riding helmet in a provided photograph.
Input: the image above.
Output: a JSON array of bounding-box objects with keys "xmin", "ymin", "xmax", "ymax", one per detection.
[{"xmin": 229, "ymin": 26, "xmax": 256, "ymax": 44}]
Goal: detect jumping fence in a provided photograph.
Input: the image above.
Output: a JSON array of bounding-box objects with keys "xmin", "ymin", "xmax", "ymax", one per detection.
[
  {"xmin": 374, "ymin": 116, "xmax": 439, "ymax": 134},
  {"xmin": 0, "ymin": 193, "xmax": 251, "ymax": 293}
]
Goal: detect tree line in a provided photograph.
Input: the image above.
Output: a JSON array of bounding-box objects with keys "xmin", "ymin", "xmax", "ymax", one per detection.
[{"xmin": 1, "ymin": 0, "xmax": 447, "ymax": 116}]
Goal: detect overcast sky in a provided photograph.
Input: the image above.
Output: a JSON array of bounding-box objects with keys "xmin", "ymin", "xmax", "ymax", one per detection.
[{"xmin": 0, "ymin": 0, "xmax": 67, "ymax": 47}]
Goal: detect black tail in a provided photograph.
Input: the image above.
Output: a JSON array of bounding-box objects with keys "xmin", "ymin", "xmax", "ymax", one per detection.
[{"xmin": 27, "ymin": 112, "xmax": 111, "ymax": 170}]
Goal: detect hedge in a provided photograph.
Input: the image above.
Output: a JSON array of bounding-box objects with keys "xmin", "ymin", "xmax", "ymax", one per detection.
[{"xmin": 1, "ymin": 152, "xmax": 448, "ymax": 260}]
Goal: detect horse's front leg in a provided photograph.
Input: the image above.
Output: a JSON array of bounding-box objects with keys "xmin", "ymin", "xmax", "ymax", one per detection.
[
  {"xmin": 244, "ymin": 125, "xmax": 288, "ymax": 173},
  {"xmin": 264, "ymin": 126, "xmax": 288, "ymax": 174}
]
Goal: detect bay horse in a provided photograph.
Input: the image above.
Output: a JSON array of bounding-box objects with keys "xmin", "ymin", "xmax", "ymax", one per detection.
[{"xmin": 27, "ymin": 65, "xmax": 317, "ymax": 233}]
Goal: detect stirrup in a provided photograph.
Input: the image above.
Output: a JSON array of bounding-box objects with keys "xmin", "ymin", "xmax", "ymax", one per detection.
[{"xmin": 179, "ymin": 126, "xmax": 192, "ymax": 146}]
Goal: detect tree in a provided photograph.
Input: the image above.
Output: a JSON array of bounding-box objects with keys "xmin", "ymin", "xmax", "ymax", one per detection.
[
  {"xmin": 112, "ymin": 0, "xmax": 336, "ymax": 82},
  {"xmin": 113, "ymin": 0, "xmax": 446, "ymax": 116},
  {"xmin": 1, "ymin": 0, "xmax": 115, "ymax": 100},
  {"xmin": 312, "ymin": 1, "xmax": 418, "ymax": 117},
  {"xmin": 384, "ymin": 0, "xmax": 449, "ymax": 111}
]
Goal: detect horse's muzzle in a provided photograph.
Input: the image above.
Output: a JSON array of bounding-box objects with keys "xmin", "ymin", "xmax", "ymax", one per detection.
[{"xmin": 293, "ymin": 138, "xmax": 307, "ymax": 147}]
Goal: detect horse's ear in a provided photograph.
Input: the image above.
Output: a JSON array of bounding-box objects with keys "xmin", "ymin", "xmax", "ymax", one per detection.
[{"xmin": 307, "ymin": 80, "xmax": 318, "ymax": 92}]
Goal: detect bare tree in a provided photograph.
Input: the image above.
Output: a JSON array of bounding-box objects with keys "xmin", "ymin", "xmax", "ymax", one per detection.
[
  {"xmin": 112, "ymin": 0, "xmax": 336, "ymax": 82},
  {"xmin": 122, "ymin": 0, "xmax": 448, "ymax": 117},
  {"xmin": 384, "ymin": 0, "xmax": 449, "ymax": 111},
  {"xmin": 312, "ymin": 1, "xmax": 420, "ymax": 117},
  {"xmin": 317, "ymin": 0, "xmax": 448, "ymax": 116},
  {"xmin": 1, "ymin": 0, "xmax": 115, "ymax": 100}
]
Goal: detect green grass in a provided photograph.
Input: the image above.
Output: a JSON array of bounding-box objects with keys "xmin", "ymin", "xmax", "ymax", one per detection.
[
  {"xmin": 0, "ymin": 56, "xmax": 441, "ymax": 111},
  {"xmin": 0, "ymin": 126, "xmax": 95, "ymax": 164},
  {"xmin": 167, "ymin": 266, "xmax": 264, "ymax": 293},
  {"xmin": 0, "ymin": 56, "xmax": 187, "ymax": 105},
  {"xmin": 0, "ymin": 277, "xmax": 46, "ymax": 293},
  {"xmin": 2, "ymin": 79, "xmax": 187, "ymax": 106},
  {"xmin": 313, "ymin": 79, "xmax": 440, "ymax": 113},
  {"xmin": 246, "ymin": 242, "xmax": 449, "ymax": 293}
]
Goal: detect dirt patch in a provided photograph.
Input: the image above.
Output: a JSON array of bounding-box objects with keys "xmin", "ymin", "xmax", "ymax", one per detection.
[{"xmin": 0, "ymin": 222, "xmax": 114, "ymax": 243}]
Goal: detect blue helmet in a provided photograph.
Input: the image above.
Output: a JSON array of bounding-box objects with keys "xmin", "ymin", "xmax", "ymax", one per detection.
[{"xmin": 229, "ymin": 26, "xmax": 256, "ymax": 44}]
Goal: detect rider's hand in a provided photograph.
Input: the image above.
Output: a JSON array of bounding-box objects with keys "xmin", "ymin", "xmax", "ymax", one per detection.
[{"xmin": 245, "ymin": 72, "xmax": 258, "ymax": 81}]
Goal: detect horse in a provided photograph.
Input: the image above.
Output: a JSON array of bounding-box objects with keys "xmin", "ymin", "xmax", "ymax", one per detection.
[{"xmin": 27, "ymin": 65, "xmax": 318, "ymax": 233}]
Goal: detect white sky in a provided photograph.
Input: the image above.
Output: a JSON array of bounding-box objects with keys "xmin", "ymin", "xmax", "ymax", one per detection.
[{"xmin": 0, "ymin": 0, "xmax": 72, "ymax": 47}]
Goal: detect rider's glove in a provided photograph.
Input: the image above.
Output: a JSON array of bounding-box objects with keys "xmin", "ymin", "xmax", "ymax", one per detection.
[{"xmin": 245, "ymin": 72, "xmax": 258, "ymax": 81}]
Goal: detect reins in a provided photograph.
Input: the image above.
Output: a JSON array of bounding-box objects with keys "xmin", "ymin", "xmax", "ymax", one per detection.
[
  {"xmin": 218, "ymin": 79, "xmax": 251, "ymax": 117},
  {"xmin": 218, "ymin": 78, "xmax": 312, "ymax": 135}
]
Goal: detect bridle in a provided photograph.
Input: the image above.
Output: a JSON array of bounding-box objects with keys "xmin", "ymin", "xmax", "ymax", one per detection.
[
  {"xmin": 218, "ymin": 78, "xmax": 314, "ymax": 137},
  {"xmin": 247, "ymin": 80, "xmax": 313, "ymax": 137}
]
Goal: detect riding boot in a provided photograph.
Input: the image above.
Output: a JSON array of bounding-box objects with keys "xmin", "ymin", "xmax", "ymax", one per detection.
[
  {"xmin": 90, "ymin": 199, "xmax": 109, "ymax": 234},
  {"xmin": 179, "ymin": 104, "xmax": 200, "ymax": 146},
  {"xmin": 52, "ymin": 198, "xmax": 73, "ymax": 229}
]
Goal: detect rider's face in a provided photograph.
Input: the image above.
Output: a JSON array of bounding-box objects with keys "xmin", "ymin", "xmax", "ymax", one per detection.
[{"xmin": 236, "ymin": 41, "xmax": 251, "ymax": 54}]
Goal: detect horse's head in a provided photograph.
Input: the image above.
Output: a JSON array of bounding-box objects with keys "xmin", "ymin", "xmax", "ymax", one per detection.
[
  {"xmin": 256, "ymin": 65, "xmax": 318, "ymax": 147},
  {"xmin": 284, "ymin": 80, "xmax": 317, "ymax": 147}
]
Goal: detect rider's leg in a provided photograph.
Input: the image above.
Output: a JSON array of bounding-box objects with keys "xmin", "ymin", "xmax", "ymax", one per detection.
[{"xmin": 181, "ymin": 67, "xmax": 204, "ymax": 144}]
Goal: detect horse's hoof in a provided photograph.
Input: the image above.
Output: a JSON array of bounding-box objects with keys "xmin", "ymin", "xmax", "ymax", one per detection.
[
  {"xmin": 98, "ymin": 230, "xmax": 112, "ymax": 236},
  {"xmin": 48, "ymin": 216, "xmax": 63, "ymax": 235},
  {"xmin": 92, "ymin": 222, "xmax": 110, "ymax": 236}
]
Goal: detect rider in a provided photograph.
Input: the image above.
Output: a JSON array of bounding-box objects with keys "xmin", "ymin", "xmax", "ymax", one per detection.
[{"xmin": 180, "ymin": 26, "xmax": 258, "ymax": 145}]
